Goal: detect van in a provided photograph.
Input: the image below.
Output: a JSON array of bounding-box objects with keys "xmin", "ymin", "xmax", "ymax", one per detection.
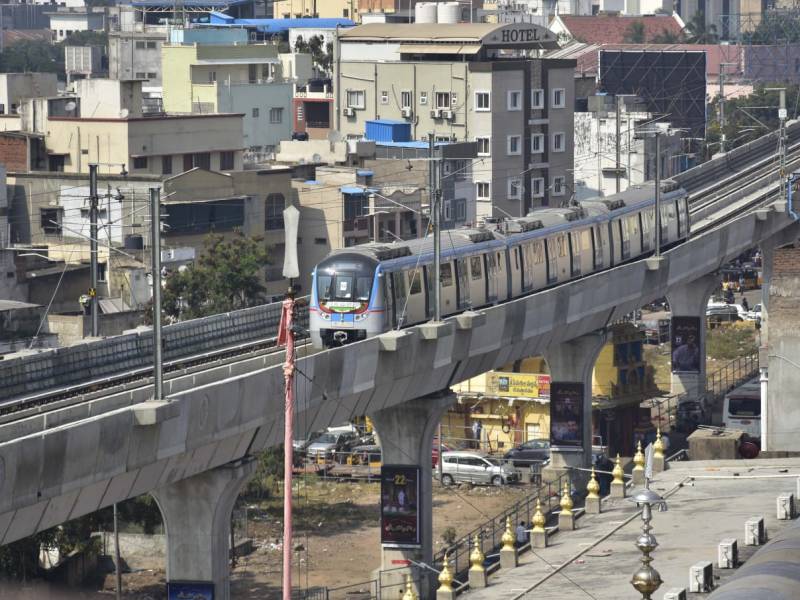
[
  {"xmin": 722, "ymin": 377, "xmax": 761, "ymax": 439},
  {"xmin": 440, "ymin": 451, "xmax": 519, "ymax": 486}
]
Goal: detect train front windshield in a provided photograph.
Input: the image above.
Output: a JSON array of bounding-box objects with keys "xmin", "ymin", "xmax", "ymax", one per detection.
[{"xmin": 316, "ymin": 255, "xmax": 376, "ymax": 309}]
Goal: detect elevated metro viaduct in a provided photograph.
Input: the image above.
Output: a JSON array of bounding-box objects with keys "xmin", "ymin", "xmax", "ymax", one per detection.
[{"xmin": 0, "ymin": 198, "xmax": 796, "ymax": 598}]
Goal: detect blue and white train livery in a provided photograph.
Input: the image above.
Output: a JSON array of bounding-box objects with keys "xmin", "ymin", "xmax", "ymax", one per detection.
[{"xmin": 310, "ymin": 184, "xmax": 689, "ymax": 349}]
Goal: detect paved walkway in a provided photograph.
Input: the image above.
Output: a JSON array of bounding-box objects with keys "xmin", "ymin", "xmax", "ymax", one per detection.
[{"xmin": 463, "ymin": 458, "xmax": 800, "ymax": 600}]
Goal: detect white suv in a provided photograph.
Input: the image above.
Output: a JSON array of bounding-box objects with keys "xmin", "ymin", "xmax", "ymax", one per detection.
[{"xmin": 440, "ymin": 451, "xmax": 519, "ymax": 486}]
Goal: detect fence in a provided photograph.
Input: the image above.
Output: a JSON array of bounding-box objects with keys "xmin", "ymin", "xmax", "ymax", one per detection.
[
  {"xmin": 305, "ymin": 565, "xmax": 423, "ymax": 600},
  {"xmin": 649, "ymin": 352, "xmax": 759, "ymax": 430}
]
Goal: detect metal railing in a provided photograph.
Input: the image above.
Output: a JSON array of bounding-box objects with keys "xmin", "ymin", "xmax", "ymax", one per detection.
[
  {"xmin": 431, "ymin": 471, "xmax": 569, "ymax": 588},
  {"xmin": 649, "ymin": 352, "xmax": 759, "ymax": 430}
]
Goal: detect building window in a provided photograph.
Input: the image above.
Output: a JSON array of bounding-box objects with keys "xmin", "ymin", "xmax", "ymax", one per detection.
[
  {"xmin": 531, "ymin": 89, "xmax": 544, "ymax": 109},
  {"xmin": 552, "ymin": 88, "xmax": 566, "ymax": 108},
  {"xmin": 435, "ymin": 92, "xmax": 450, "ymax": 109},
  {"xmin": 184, "ymin": 152, "xmax": 211, "ymax": 170},
  {"xmin": 343, "ymin": 8, "xmax": 349, "ymax": 16},
  {"xmin": 314, "ymin": 237, "xmax": 327, "ymax": 245},
  {"xmin": 552, "ymin": 132, "xmax": 565, "ymax": 152},
  {"xmin": 269, "ymin": 107, "xmax": 283, "ymax": 123},
  {"xmin": 443, "ymin": 199, "xmax": 452, "ymax": 220},
  {"xmin": 476, "ymin": 182, "xmax": 490, "ymax": 200},
  {"xmin": 552, "ymin": 176, "xmax": 566, "ymax": 195},
  {"xmin": 532, "ymin": 177, "xmax": 544, "ymax": 198},
  {"xmin": 419, "ymin": 91, "xmax": 428, "ymax": 105},
  {"xmin": 507, "ymin": 90, "xmax": 522, "ymax": 111},
  {"xmin": 474, "ymin": 91, "xmax": 490, "ymax": 111},
  {"xmin": 265, "ymin": 193, "xmax": 285, "ymax": 230},
  {"xmin": 162, "ymin": 155, "xmax": 172, "ymax": 175},
  {"xmin": 401, "ymin": 90, "xmax": 412, "ymax": 109},
  {"xmin": 98, "ymin": 262, "xmax": 107, "ymax": 282},
  {"xmin": 475, "ymin": 136, "xmax": 490, "ymax": 156},
  {"xmin": 531, "ymin": 133, "xmax": 544, "ymax": 153},
  {"xmin": 346, "ymin": 90, "xmax": 365, "ymax": 109},
  {"xmin": 456, "ymin": 199, "xmax": 466, "ymax": 220},
  {"xmin": 40, "ymin": 208, "xmax": 62, "ymax": 235},
  {"xmin": 135, "ymin": 72, "xmax": 146, "ymax": 79},
  {"xmin": 508, "ymin": 178, "xmax": 521, "ymax": 199},
  {"xmin": 380, "ymin": 90, "xmax": 389, "ymax": 105},
  {"xmin": 220, "ymin": 151, "xmax": 235, "ymax": 170},
  {"xmin": 146, "ymin": 41, "xmax": 156, "ymax": 49},
  {"xmin": 252, "ymin": 107, "xmax": 259, "ymax": 118},
  {"xmin": 135, "ymin": 41, "xmax": 145, "ymax": 49},
  {"xmin": 147, "ymin": 72, "xmax": 156, "ymax": 79},
  {"xmin": 133, "ymin": 156, "xmax": 148, "ymax": 170},
  {"xmin": 507, "ymin": 135, "xmax": 521, "ymax": 155}
]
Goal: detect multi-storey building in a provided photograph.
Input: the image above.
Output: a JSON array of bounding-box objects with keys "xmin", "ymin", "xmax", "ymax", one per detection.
[{"xmin": 334, "ymin": 22, "xmax": 576, "ymax": 218}]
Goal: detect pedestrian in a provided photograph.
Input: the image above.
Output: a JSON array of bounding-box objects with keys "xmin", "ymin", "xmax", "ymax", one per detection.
[
  {"xmin": 595, "ymin": 454, "xmax": 613, "ymax": 496},
  {"xmin": 515, "ymin": 521, "xmax": 528, "ymax": 547},
  {"xmin": 742, "ymin": 296, "xmax": 750, "ymax": 312},
  {"xmin": 738, "ymin": 275, "xmax": 745, "ymax": 292},
  {"xmin": 471, "ymin": 421, "xmax": 483, "ymax": 450}
]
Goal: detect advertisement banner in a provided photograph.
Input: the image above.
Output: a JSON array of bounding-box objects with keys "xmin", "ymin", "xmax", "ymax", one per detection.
[
  {"xmin": 167, "ymin": 582, "xmax": 214, "ymax": 600},
  {"xmin": 489, "ymin": 372, "xmax": 551, "ymax": 398},
  {"xmin": 380, "ymin": 465, "xmax": 421, "ymax": 546},
  {"xmin": 671, "ymin": 316, "xmax": 702, "ymax": 374},
  {"xmin": 549, "ymin": 382, "xmax": 584, "ymax": 447}
]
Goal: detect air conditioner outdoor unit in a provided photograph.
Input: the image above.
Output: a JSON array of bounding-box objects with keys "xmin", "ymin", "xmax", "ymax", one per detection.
[
  {"xmin": 430, "ymin": 109, "xmax": 441, "ymax": 119},
  {"xmin": 442, "ymin": 109, "xmax": 454, "ymax": 120},
  {"xmin": 342, "ymin": 107, "xmax": 355, "ymax": 117},
  {"xmin": 401, "ymin": 107, "xmax": 412, "ymax": 118}
]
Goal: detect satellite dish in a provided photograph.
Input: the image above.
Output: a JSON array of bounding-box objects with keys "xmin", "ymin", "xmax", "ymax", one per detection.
[
  {"xmin": 64, "ymin": 101, "xmax": 77, "ymax": 112},
  {"xmin": 312, "ymin": 153, "xmax": 322, "ymax": 163},
  {"xmin": 282, "ymin": 205, "xmax": 300, "ymax": 280},
  {"xmin": 327, "ymin": 130, "xmax": 342, "ymax": 143},
  {"xmin": 119, "ymin": 108, "xmax": 129, "ymax": 118},
  {"xmin": 15, "ymin": 105, "xmax": 24, "ymax": 115},
  {"xmin": 298, "ymin": 158, "xmax": 306, "ymax": 165}
]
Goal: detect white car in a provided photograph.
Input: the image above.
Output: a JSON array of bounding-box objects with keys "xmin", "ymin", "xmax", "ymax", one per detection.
[{"xmin": 745, "ymin": 303, "xmax": 762, "ymax": 322}]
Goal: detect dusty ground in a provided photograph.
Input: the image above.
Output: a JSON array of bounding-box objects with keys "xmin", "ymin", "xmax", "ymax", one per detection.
[{"xmin": 11, "ymin": 479, "xmax": 532, "ymax": 599}]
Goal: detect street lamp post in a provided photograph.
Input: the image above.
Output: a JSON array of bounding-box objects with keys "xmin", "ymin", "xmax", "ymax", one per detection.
[{"xmin": 629, "ymin": 486, "xmax": 668, "ymax": 600}]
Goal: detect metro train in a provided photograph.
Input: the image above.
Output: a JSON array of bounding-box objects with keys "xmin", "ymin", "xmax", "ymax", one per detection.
[{"xmin": 309, "ymin": 184, "xmax": 690, "ymax": 349}]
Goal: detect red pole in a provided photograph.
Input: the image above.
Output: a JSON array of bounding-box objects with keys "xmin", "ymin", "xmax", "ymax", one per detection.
[{"xmin": 280, "ymin": 292, "xmax": 296, "ymax": 600}]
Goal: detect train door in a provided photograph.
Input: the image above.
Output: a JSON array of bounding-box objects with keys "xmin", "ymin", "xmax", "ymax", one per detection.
[
  {"xmin": 456, "ymin": 258, "xmax": 470, "ymax": 310},
  {"xmin": 592, "ymin": 224, "xmax": 604, "ymax": 270},
  {"xmin": 569, "ymin": 231, "xmax": 582, "ymax": 277},
  {"xmin": 391, "ymin": 271, "xmax": 407, "ymax": 328},
  {"xmin": 619, "ymin": 219, "xmax": 630, "ymax": 260},
  {"xmin": 423, "ymin": 265, "xmax": 433, "ymax": 319},
  {"xmin": 546, "ymin": 237, "xmax": 558, "ymax": 284},
  {"xmin": 485, "ymin": 253, "xmax": 497, "ymax": 303},
  {"xmin": 403, "ymin": 268, "xmax": 426, "ymax": 326}
]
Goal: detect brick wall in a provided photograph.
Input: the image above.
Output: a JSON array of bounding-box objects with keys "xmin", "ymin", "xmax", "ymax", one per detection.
[
  {"xmin": 772, "ymin": 244, "xmax": 800, "ymax": 275},
  {"xmin": 769, "ymin": 243, "xmax": 800, "ymax": 337},
  {"xmin": 0, "ymin": 135, "xmax": 27, "ymax": 172}
]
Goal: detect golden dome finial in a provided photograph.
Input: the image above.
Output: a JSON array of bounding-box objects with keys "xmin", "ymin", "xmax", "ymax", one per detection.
[
  {"xmin": 470, "ymin": 534, "xmax": 485, "ymax": 572},
  {"xmin": 560, "ymin": 481, "xmax": 574, "ymax": 515},
  {"xmin": 501, "ymin": 516, "xmax": 515, "ymax": 550},
  {"xmin": 633, "ymin": 440, "xmax": 645, "ymax": 471},
  {"xmin": 438, "ymin": 553, "xmax": 453, "ymax": 592},
  {"xmin": 401, "ymin": 574, "xmax": 417, "ymax": 600},
  {"xmin": 612, "ymin": 454, "xmax": 625, "ymax": 484},
  {"xmin": 587, "ymin": 466, "xmax": 600, "ymax": 499},
  {"xmin": 653, "ymin": 428, "xmax": 665, "ymax": 459},
  {"xmin": 532, "ymin": 498, "xmax": 546, "ymax": 532}
]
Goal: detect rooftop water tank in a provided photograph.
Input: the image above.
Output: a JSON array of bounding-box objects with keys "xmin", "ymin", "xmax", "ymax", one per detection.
[
  {"xmin": 437, "ymin": 2, "xmax": 461, "ymax": 23},
  {"xmin": 414, "ymin": 2, "xmax": 437, "ymax": 23}
]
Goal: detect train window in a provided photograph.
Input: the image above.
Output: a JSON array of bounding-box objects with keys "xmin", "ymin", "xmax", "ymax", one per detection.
[
  {"xmin": 470, "ymin": 256, "xmax": 482, "ymax": 280},
  {"xmin": 441, "ymin": 263, "xmax": 454, "ymax": 287},
  {"xmin": 546, "ymin": 238, "xmax": 557, "ymax": 282},
  {"xmin": 408, "ymin": 269, "xmax": 422, "ymax": 294},
  {"xmin": 571, "ymin": 233, "xmax": 581, "ymax": 255},
  {"xmin": 533, "ymin": 241, "xmax": 545, "ymax": 264},
  {"xmin": 557, "ymin": 235, "xmax": 567, "ymax": 257},
  {"xmin": 514, "ymin": 247, "xmax": 520, "ymax": 269},
  {"xmin": 593, "ymin": 226, "xmax": 603, "ymax": 268}
]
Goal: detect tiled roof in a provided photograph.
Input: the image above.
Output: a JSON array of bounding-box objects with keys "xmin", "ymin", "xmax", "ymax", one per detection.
[
  {"xmin": 0, "ymin": 29, "xmax": 53, "ymax": 46},
  {"xmin": 556, "ymin": 15, "xmax": 683, "ymax": 45}
]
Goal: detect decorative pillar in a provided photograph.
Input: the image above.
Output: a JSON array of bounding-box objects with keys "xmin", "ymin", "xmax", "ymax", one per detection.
[
  {"xmin": 542, "ymin": 330, "xmax": 608, "ymax": 484},
  {"xmin": 499, "ymin": 517, "xmax": 518, "ymax": 569},
  {"xmin": 666, "ymin": 273, "xmax": 719, "ymax": 401},
  {"xmin": 585, "ymin": 467, "xmax": 601, "ymax": 514},
  {"xmin": 436, "ymin": 553, "xmax": 456, "ymax": 600},
  {"xmin": 611, "ymin": 454, "xmax": 627, "ymax": 499},
  {"xmin": 369, "ymin": 391, "xmax": 456, "ymax": 599},
  {"xmin": 468, "ymin": 534, "xmax": 487, "ymax": 589},
  {"xmin": 632, "ymin": 441, "xmax": 646, "ymax": 486},
  {"xmin": 653, "ymin": 429, "xmax": 666, "ymax": 473},
  {"xmin": 530, "ymin": 499, "xmax": 548, "ymax": 549},
  {"xmin": 151, "ymin": 460, "xmax": 256, "ymax": 600},
  {"xmin": 558, "ymin": 481, "xmax": 576, "ymax": 530}
]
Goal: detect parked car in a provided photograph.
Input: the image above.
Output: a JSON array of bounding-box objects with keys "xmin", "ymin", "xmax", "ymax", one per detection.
[
  {"xmin": 431, "ymin": 438, "xmax": 458, "ymax": 468},
  {"xmin": 676, "ymin": 398, "xmax": 709, "ymax": 433},
  {"xmin": 745, "ymin": 303, "xmax": 762, "ymax": 322},
  {"xmin": 440, "ymin": 451, "xmax": 519, "ymax": 486},
  {"xmin": 503, "ymin": 439, "xmax": 550, "ymax": 467},
  {"xmin": 706, "ymin": 302, "xmax": 742, "ymax": 326},
  {"xmin": 293, "ymin": 431, "xmax": 323, "ymax": 454},
  {"xmin": 306, "ymin": 432, "xmax": 358, "ymax": 460}
]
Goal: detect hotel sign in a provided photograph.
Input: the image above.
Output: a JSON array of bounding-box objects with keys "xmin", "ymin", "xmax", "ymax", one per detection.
[{"xmin": 484, "ymin": 23, "xmax": 558, "ymax": 49}]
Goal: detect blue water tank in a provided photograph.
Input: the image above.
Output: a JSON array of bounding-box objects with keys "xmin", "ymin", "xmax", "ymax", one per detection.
[{"xmin": 365, "ymin": 119, "xmax": 411, "ymax": 143}]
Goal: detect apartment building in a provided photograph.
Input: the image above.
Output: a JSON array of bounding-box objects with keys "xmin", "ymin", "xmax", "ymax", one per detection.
[
  {"xmin": 335, "ymin": 22, "xmax": 575, "ymax": 218},
  {"xmin": 274, "ymin": 0, "xmax": 357, "ymax": 19},
  {"xmin": 162, "ymin": 41, "xmax": 293, "ymax": 159},
  {"xmin": 0, "ymin": 73, "xmax": 58, "ymax": 116},
  {"xmin": 47, "ymin": 7, "xmax": 106, "ymax": 42},
  {"xmin": 108, "ymin": 30, "xmax": 168, "ymax": 87}
]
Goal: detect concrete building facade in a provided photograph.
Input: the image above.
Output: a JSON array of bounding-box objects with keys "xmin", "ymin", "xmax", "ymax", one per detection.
[
  {"xmin": 274, "ymin": 0, "xmax": 357, "ymax": 19},
  {"xmin": 47, "ymin": 8, "xmax": 107, "ymax": 42},
  {"xmin": 334, "ymin": 22, "xmax": 575, "ymax": 219},
  {"xmin": 108, "ymin": 29, "xmax": 168, "ymax": 88},
  {"xmin": 0, "ymin": 73, "xmax": 58, "ymax": 116}
]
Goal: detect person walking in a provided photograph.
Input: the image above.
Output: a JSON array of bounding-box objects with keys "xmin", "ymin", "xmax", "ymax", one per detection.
[
  {"xmin": 595, "ymin": 454, "xmax": 614, "ymax": 496},
  {"xmin": 742, "ymin": 296, "xmax": 750, "ymax": 312},
  {"xmin": 515, "ymin": 520, "xmax": 528, "ymax": 547}
]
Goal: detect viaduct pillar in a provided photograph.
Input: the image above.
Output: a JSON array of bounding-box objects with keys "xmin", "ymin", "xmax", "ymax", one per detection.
[
  {"xmin": 151, "ymin": 460, "xmax": 255, "ymax": 600},
  {"xmin": 369, "ymin": 390, "xmax": 456, "ymax": 600},
  {"xmin": 542, "ymin": 330, "xmax": 607, "ymax": 484},
  {"xmin": 666, "ymin": 273, "xmax": 719, "ymax": 400}
]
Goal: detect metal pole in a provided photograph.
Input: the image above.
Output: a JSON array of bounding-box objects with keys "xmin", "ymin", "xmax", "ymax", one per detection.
[
  {"xmin": 780, "ymin": 89, "xmax": 787, "ymax": 198},
  {"xmin": 655, "ymin": 132, "xmax": 662, "ymax": 258},
  {"xmin": 719, "ymin": 67, "xmax": 726, "ymax": 154},
  {"xmin": 596, "ymin": 110, "xmax": 603, "ymax": 196},
  {"xmin": 281, "ymin": 289, "xmax": 296, "ymax": 600},
  {"xmin": 150, "ymin": 187, "xmax": 163, "ymax": 401},
  {"xmin": 437, "ymin": 422, "xmax": 443, "ymax": 483},
  {"xmin": 615, "ymin": 96, "xmax": 622, "ymax": 194},
  {"xmin": 113, "ymin": 502, "xmax": 121, "ymax": 600},
  {"xmin": 89, "ymin": 164, "xmax": 99, "ymax": 337},
  {"xmin": 429, "ymin": 133, "xmax": 442, "ymax": 322}
]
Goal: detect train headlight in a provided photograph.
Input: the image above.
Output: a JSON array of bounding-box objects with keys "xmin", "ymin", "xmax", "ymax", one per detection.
[
  {"xmin": 320, "ymin": 311, "xmax": 332, "ymax": 320},
  {"xmin": 355, "ymin": 312, "xmax": 369, "ymax": 322}
]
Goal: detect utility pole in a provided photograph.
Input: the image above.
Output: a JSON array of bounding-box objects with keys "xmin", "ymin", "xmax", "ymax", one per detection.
[
  {"xmin": 615, "ymin": 96, "xmax": 622, "ymax": 194},
  {"xmin": 719, "ymin": 68, "xmax": 726, "ymax": 154},
  {"xmin": 113, "ymin": 503, "xmax": 122, "ymax": 600},
  {"xmin": 89, "ymin": 164, "xmax": 99, "ymax": 337},
  {"xmin": 654, "ymin": 132, "xmax": 662, "ymax": 258},
  {"xmin": 766, "ymin": 87, "xmax": 788, "ymax": 197},
  {"xmin": 150, "ymin": 187, "xmax": 163, "ymax": 401},
  {"xmin": 279, "ymin": 287, "xmax": 296, "ymax": 600},
  {"xmin": 429, "ymin": 133, "xmax": 441, "ymax": 323}
]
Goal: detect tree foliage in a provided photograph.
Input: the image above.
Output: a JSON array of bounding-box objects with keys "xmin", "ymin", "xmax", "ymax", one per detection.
[
  {"xmin": 0, "ymin": 31, "xmax": 109, "ymax": 76},
  {"xmin": 294, "ymin": 35, "xmax": 333, "ymax": 74},
  {"xmin": 650, "ymin": 28, "xmax": 683, "ymax": 44},
  {"xmin": 161, "ymin": 233, "xmax": 271, "ymax": 321},
  {"xmin": 623, "ymin": 21, "xmax": 647, "ymax": 44},
  {"xmin": 745, "ymin": 11, "xmax": 800, "ymax": 45},
  {"xmin": 683, "ymin": 12, "xmax": 719, "ymax": 44}
]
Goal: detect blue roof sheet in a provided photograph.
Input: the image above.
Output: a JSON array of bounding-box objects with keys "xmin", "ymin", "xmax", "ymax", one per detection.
[
  {"xmin": 207, "ymin": 14, "xmax": 354, "ymax": 32},
  {"xmin": 375, "ymin": 141, "xmax": 451, "ymax": 148},
  {"xmin": 129, "ymin": 0, "xmax": 250, "ymax": 6},
  {"xmin": 367, "ymin": 119, "xmax": 407, "ymax": 126},
  {"xmin": 340, "ymin": 186, "xmax": 377, "ymax": 194}
]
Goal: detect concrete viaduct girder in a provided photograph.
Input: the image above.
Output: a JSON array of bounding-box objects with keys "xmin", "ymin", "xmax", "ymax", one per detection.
[{"xmin": 0, "ymin": 202, "xmax": 796, "ymax": 547}]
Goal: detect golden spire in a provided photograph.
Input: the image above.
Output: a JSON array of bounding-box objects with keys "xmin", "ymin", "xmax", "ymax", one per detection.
[
  {"xmin": 501, "ymin": 516, "xmax": 515, "ymax": 550},
  {"xmin": 587, "ymin": 466, "xmax": 600, "ymax": 499},
  {"xmin": 560, "ymin": 481, "xmax": 574, "ymax": 515},
  {"xmin": 401, "ymin": 574, "xmax": 417, "ymax": 600},
  {"xmin": 653, "ymin": 428, "xmax": 665, "ymax": 459},
  {"xmin": 470, "ymin": 534, "xmax": 485, "ymax": 572},
  {"xmin": 612, "ymin": 453, "xmax": 625, "ymax": 484},
  {"xmin": 531, "ymin": 498, "xmax": 546, "ymax": 532},
  {"xmin": 438, "ymin": 553, "xmax": 453, "ymax": 592},
  {"xmin": 633, "ymin": 440, "xmax": 645, "ymax": 471}
]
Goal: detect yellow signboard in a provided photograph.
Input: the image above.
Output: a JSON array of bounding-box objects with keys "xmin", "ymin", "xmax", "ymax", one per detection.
[{"xmin": 487, "ymin": 372, "xmax": 550, "ymax": 399}]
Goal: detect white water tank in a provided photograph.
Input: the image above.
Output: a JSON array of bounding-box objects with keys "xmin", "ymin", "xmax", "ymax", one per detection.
[
  {"xmin": 437, "ymin": 1, "xmax": 461, "ymax": 23},
  {"xmin": 414, "ymin": 2, "xmax": 438, "ymax": 23}
]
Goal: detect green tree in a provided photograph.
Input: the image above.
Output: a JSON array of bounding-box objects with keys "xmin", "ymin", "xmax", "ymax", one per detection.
[
  {"xmin": 683, "ymin": 12, "xmax": 719, "ymax": 44},
  {"xmin": 746, "ymin": 11, "xmax": 800, "ymax": 44},
  {"xmin": 650, "ymin": 28, "xmax": 683, "ymax": 43},
  {"xmin": 623, "ymin": 21, "xmax": 647, "ymax": 44},
  {"xmin": 161, "ymin": 233, "xmax": 271, "ymax": 321},
  {"xmin": 0, "ymin": 40, "xmax": 62, "ymax": 74},
  {"xmin": 294, "ymin": 34, "xmax": 333, "ymax": 74},
  {"xmin": 62, "ymin": 30, "xmax": 108, "ymax": 47}
]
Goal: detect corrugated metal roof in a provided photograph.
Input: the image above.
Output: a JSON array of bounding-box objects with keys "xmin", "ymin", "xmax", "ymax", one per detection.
[{"xmin": 399, "ymin": 43, "xmax": 481, "ymax": 55}]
